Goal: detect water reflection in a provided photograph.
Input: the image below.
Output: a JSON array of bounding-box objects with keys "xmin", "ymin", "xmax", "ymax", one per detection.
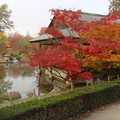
[
  {"xmin": 0, "ymin": 63, "xmax": 63, "ymax": 102},
  {"xmin": 0, "ymin": 79, "xmax": 13, "ymax": 93},
  {"xmin": 0, "ymin": 63, "xmax": 38, "ymax": 100},
  {"xmin": 0, "ymin": 65, "xmax": 12, "ymax": 93},
  {"xmin": 0, "ymin": 65, "xmax": 6, "ymax": 80},
  {"xmin": 7, "ymin": 63, "xmax": 35, "ymax": 78}
]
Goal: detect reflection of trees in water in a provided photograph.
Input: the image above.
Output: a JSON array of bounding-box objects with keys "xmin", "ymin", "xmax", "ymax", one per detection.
[
  {"xmin": 0, "ymin": 79, "xmax": 13, "ymax": 92},
  {"xmin": 0, "ymin": 65, "xmax": 12, "ymax": 95},
  {"xmin": 0, "ymin": 79, "xmax": 13, "ymax": 103},
  {"xmin": 0, "ymin": 65, "xmax": 6, "ymax": 80},
  {"xmin": 7, "ymin": 64, "xmax": 35, "ymax": 78}
]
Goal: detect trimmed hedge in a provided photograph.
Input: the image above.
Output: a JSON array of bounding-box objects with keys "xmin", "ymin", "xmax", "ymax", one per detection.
[{"xmin": 0, "ymin": 80, "xmax": 120, "ymax": 120}]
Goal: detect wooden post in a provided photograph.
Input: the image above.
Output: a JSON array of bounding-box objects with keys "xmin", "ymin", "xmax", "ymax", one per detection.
[
  {"xmin": 9, "ymin": 92, "xmax": 13, "ymax": 105},
  {"xmin": 39, "ymin": 44, "xmax": 41, "ymax": 50},
  {"xmin": 71, "ymin": 82, "xmax": 74, "ymax": 91},
  {"xmin": 33, "ymin": 89, "xmax": 37, "ymax": 100},
  {"xmin": 38, "ymin": 70, "xmax": 41, "ymax": 96},
  {"xmin": 107, "ymin": 76, "xmax": 110, "ymax": 81},
  {"xmin": 97, "ymin": 78, "xmax": 100, "ymax": 84},
  {"xmin": 117, "ymin": 74, "xmax": 120, "ymax": 80}
]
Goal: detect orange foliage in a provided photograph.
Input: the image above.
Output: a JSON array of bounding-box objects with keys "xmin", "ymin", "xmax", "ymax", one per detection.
[
  {"xmin": 79, "ymin": 22, "xmax": 120, "ymax": 43},
  {"xmin": 38, "ymin": 27, "xmax": 47, "ymax": 35}
]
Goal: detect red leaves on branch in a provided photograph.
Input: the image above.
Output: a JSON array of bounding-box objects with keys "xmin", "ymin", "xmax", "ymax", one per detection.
[
  {"xmin": 83, "ymin": 37, "xmax": 120, "ymax": 58},
  {"xmin": 78, "ymin": 72, "xmax": 93, "ymax": 80},
  {"xmin": 90, "ymin": 37, "xmax": 120, "ymax": 50},
  {"xmin": 83, "ymin": 46, "xmax": 109, "ymax": 59},
  {"xmin": 65, "ymin": 72, "xmax": 92, "ymax": 82},
  {"xmin": 100, "ymin": 10, "xmax": 119, "ymax": 25},
  {"xmin": 47, "ymin": 27, "xmax": 63, "ymax": 38},
  {"xmin": 27, "ymin": 48, "xmax": 81, "ymax": 73},
  {"xmin": 50, "ymin": 9, "xmax": 82, "ymax": 25},
  {"xmin": 61, "ymin": 41, "xmax": 80, "ymax": 50}
]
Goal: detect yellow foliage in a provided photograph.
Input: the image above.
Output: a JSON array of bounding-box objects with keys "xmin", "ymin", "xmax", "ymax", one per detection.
[
  {"xmin": 83, "ymin": 55, "xmax": 101, "ymax": 67},
  {"xmin": 0, "ymin": 32, "xmax": 6, "ymax": 40}
]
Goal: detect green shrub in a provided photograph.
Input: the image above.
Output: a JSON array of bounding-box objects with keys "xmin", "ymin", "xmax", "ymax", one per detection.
[{"xmin": 0, "ymin": 80, "xmax": 120, "ymax": 120}]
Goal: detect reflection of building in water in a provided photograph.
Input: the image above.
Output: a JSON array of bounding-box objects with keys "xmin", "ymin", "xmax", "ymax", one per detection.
[
  {"xmin": 35, "ymin": 67, "xmax": 68, "ymax": 96},
  {"xmin": 3, "ymin": 63, "xmax": 10, "ymax": 69},
  {"xmin": 35, "ymin": 68, "xmax": 54, "ymax": 95},
  {"xmin": 45, "ymin": 67, "xmax": 70, "ymax": 89}
]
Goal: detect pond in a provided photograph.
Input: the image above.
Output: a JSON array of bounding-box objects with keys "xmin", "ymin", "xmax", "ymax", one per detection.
[{"xmin": 0, "ymin": 63, "xmax": 65, "ymax": 102}]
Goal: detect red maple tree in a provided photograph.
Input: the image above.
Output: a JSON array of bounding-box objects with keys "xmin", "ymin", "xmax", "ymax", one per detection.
[{"xmin": 26, "ymin": 9, "xmax": 120, "ymax": 82}]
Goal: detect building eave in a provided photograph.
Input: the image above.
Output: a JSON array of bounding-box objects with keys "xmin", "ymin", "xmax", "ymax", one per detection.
[{"xmin": 29, "ymin": 28, "xmax": 79, "ymax": 43}]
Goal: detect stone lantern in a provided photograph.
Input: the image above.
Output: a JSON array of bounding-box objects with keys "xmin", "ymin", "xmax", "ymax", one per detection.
[{"xmin": 3, "ymin": 54, "xmax": 10, "ymax": 62}]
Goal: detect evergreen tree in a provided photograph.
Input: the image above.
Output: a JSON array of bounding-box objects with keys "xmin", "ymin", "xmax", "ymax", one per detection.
[{"xmin": 0, "ymin": 4, "xmax": 14, "ymax": 32}]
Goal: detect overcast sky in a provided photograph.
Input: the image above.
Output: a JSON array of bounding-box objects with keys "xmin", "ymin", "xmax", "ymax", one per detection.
[{"xmin": 0, "ymin": 0, "xmax": 110, "ymax": 37}]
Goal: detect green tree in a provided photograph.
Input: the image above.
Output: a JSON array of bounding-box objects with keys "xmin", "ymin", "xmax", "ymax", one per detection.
[
  {"xmin": 0, "ymin": 4, "xmax": 14, "ymax": 32},
  {"xmin": 109, "ymin": 0, "xmax": 120, "ymax": 14}
]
